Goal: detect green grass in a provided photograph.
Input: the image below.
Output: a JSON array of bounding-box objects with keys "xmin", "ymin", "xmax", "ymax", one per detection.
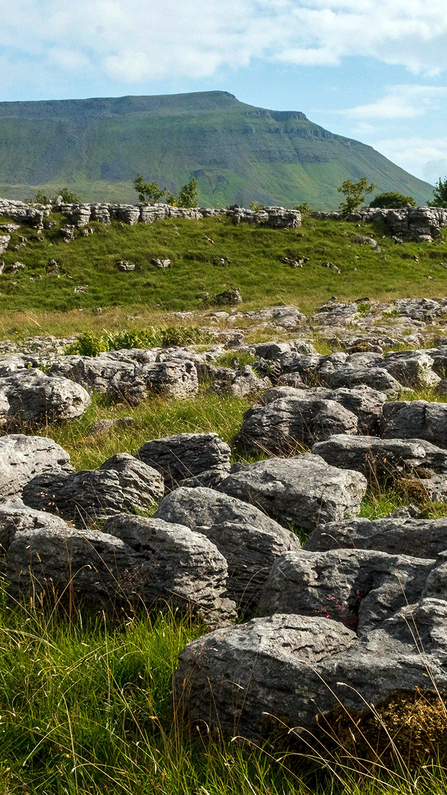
[{"xmin": 1, "ymin": 215, "xmax": 447, "ymax": 331}]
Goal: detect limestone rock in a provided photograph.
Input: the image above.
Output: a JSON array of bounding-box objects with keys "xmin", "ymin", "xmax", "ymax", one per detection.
[
  {"xmin": 0, "ymin": 370, "xmax": 90, "ymax": 428},
  {"xmin": 219, "ymin": 454, "xmax": 367, "ymax": 531},
  {"xmin": 104, "ymin": 514, "xmax": 236, "ymax": 624},
  {"xmin": 154, "ymin": 486, "xmax": 300, "ymax": 612},
  {"xmin": 382, "ymin": 400, "xmax": 447, "ymax": 448},
  {"xmin": 305, "ymin": 514, "xmax": 447, "ymax": 558},
  {"xmin": 22, "ymin": 453, "xmax": 164, "ymax": 526},
  {"xmin": 175, "ymin": 599, "xmax": 447, "ymax": 739},
  {"xmin": 313, "ymin": 434, "xmax": 447, "ymax": 480},
  {"xmin": 137, "ymin": 433, "xmax": 231, "ymax": 491},
  {"xmin": 258, "ymin": 548, "xmax": 434, "ymax": 634},
  {"xmin": 0, "ymin": 434, "xmax": 73, "ymax": 499},
  {"xmin": 237, "ymin": 394, "xmax": 358, "ymax": 454}
]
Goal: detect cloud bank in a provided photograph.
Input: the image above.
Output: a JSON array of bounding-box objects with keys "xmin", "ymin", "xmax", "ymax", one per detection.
[{"xmin": 1, "ymin": 0, "xmax": 447, "ymax": 87}]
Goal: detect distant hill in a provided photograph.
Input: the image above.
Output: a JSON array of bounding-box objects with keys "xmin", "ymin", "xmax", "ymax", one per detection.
[{"xmin": 0, "ymin": 90, "xmax": 433, "ymax": 209}]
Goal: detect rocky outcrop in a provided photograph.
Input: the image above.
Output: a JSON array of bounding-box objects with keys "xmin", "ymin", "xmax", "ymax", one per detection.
[
  {"xmin": 137, "ymin": 433, "xmax": 231, "ymax": 491},
  {"xmin": 154, "ymin": 486, "xmax": 300, "ymax": 612},
  {"xmin": 219, "ymin": 454, "xmax": 367, "ymax": 531},
  {"xmin": 305, "ymin": 515, "xmax": 447, "ymax": 558},
  {"xmin": 0, "ymin": 369, "xmax": 90, "ymax": 427},
  {"xmin": 0, "ymin": 434, "xmax": 73, "ymax": 499},
  {"xmin": 310, "ymin": 206, "xmax": 447, "ymax": 241},
  {"xmin": 313, "ymin": 434, "xmax": 447, "ymax": 480},
  {"xmin": 49, "ymin": 351, "xmax": 199, "ymax": 403},
  {"xmin": 0, "ymin": 199, "xmax": 300, "ymax": 230},
  {"xmin": 22, "ymin": 453, "xmax": 164, "ymax": 526},
  {"xmin": 6, "ymin": 510, "xmax": 236, "ymax": 625},
  {"xmin": 258, "ymin": 548, "xmax": 435, "ymax": 634}
]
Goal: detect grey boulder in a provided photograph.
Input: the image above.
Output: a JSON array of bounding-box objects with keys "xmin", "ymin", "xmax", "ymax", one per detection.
[
  {"xmin": 0, "ymin": 434, "xmax": 73, "ymax": 499},
  {"xmin": 236, "ymin": 394, "xmax": 358, "ymax": 454},
  {"xmin": 104, "ymin": 514, "xmax": 236, "ymax": 625},
  {"xmin": 175, "ymin": 599, "xmax": 447, "ymax": 740},
  {"xmin": 6, "ymin": 511, "xmax": 236, "ymax": 625},
  {"xmin": 22, "ymin": 453, "xmax": 164, "ymax": 526},
  {"xmin": 219, "ymin": 454, "xmax": 367, "ymax": 532},
  {"xmin": 0, "ymin": 370, "xmax": 90, "ymax": 427},
  {"xmin": 137, "ymin": 433, "xmax": 231, "ymax": 491},
  {"xmin": 313, "ymin": 434, "xmax": 447, "ymax": 480},
  {"xmin": 258, "ymin": 548, "xmax": 434, "ymax": 634},
  {"xmin": 305, "ymin": 514, "xmax": 447, "ymax": 558},
  {"xmin": 382, "ymin": 400, "xmax": 447, "ymax": 449},
  {"xmin": 154, "ymin": 486, "xmax": 300, "ymax": 612}
]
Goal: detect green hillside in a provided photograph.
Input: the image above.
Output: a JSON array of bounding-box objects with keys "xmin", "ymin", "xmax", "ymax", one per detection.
[{"xmin": 0, "ymin": 90, "xmax": 433, "ymax": 209}]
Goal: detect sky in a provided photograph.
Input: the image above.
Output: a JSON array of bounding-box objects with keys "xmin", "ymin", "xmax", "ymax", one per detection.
[{"xmin": 1, "ymin": 0, "xmax": 447, "ymax": 185}]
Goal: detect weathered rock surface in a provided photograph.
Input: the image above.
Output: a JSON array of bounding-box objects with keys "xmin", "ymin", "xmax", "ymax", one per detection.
[
  {"xmin": 257, "ymin": 385, "xmax": 386, "ymax": 434},
  {"xmin": 49, "ymin": 351, "xmax": 199, "ymax": 403},
  {"xmin": 137, "ymin": 433, "xmax": 231, "ymax": 491},
  {"xmin": 383, "ymin": 350, "xmax": 440, "ymax": 388},
  {"xmin": 104, "ymin": 514, "xmax": 236, "ymax": 624},
  {"xmin": 258, "ymin": 548, "xmax": 434, "ymax": 634},
  {"xmin": 208, "ymin": 365, "xmax": 272, "ymax": 398},
  {"xmin": 313, "ymin": 434, "xmax": 447, "ymax": 479},
  {"xmin": 154, "ymin": 486, "xmax": 300, "ymax": 612},
  {"xmin": 219, "ymin": 454, "xmax": 367, "ymax": 531},
  {"xmin": 237, "ymin": 393, "xmax": 358, "ymax": 453},
  {"xmin": 0, "ymin": 434, "xmax": 73, "ymax": 499},
  {"xmin": 175, "ymin": 598, "xmax": 447, "ymax": 739},
  {"xmin": 22, "ymin": 453, "xmax": 164, "ymax": 526},
  {"xmin": 0, "ymin": 500, "xmax": 70, "ymax": 555},
  {"xmin": 381, "ymin": 400, "xmax": 447, "ymax": 449},
  {"xmin": 305, "ymin": 514, "xmax": 447, "ymax": 558},
  {"xmin": 0, "ymin": 370, "xmax": 90, "ymax": 427},
  {"xmin": 7, "ymin": 513, "xmax": 236, "ymax": 624}
]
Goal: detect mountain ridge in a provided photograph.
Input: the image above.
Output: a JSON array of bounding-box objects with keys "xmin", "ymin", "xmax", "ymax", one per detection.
[{"xmin": 0, "ymin": 90, "xmax": 433, "ymax": 209}]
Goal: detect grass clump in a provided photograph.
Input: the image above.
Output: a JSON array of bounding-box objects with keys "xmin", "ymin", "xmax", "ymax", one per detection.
[{"xmin": 65, "ymin": 326, "xmax": 213, "ymax": 356}]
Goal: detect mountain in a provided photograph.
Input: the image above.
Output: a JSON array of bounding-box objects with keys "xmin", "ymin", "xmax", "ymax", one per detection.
[{"xmin": 0, "ymin": 90, "xmax": 433, "ymax": 210}]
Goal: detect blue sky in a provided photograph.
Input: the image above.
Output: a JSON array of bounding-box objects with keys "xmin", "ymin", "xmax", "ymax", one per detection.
[{"xmin": 1, "ymin": 0, "xmax": 447, "ymax": 185}]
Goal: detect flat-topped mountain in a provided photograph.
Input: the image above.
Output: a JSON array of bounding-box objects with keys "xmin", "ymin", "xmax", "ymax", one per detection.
[{"xmin": 0, "ymin": 90, "xmax": 432, "ymax": 209}]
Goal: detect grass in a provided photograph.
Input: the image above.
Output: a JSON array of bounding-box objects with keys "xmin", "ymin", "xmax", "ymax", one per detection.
[
  {"xmin": 1, "ymin": 214, "xmax": 447, "ymax": 338},
  {"xmin": 4, "ymin": 213, "xmax": 447, "ymax": 791}
]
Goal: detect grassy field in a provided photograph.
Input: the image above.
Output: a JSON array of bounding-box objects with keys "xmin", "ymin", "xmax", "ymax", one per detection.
[
  {"xmin": 3, "ymin": 214, "xmax": 447, "ymax": 793},
  {"xmin": 1, "ymin": 214, "xmax": 447, "ymax": 339}
]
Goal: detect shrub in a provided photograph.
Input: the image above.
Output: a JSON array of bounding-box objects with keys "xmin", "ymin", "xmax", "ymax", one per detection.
[
  {"xmin": 337, "ymin": 178, "xmax": 376, "ymax": 215},
  {"xmin": 177, "ymin": 178, "xmax": 199, "ymax": 208},
  {"xmin": 293, "ymin": 201, "xmax": 310, "ymax": 214},
  {"xmin": 65, "ymin": 326, "xmax": 213, "ymax": 356},
  {"xmin": 369, "ymin": 191, "xmax": 416, "ymax": 208},
  {"xmin": 249, "ymin": 202, "xmax": 266, "ymax": 212},
  {"xmin": 57, "ymin": 187, "xmax": 81, "ymax": 203},
  {"xmin": 133, "ymin": 175, "xmax": 166, "ymax": 203},
  {"xmin": 430, "ymin": 177, "xmax": 447, "ymax": 208}
]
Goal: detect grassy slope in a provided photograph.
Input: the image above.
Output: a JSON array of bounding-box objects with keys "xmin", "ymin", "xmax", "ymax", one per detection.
[
  {"xmin": 1, "ymin": 214, "xmax": 447, "ymax": 329},
  {"xmin": 0, "ymin": 91, "xmax": 433, "ymax": 208},
  {"xmin": 2, "ymin": 213, "xmax": 447, "ymax": 792}
]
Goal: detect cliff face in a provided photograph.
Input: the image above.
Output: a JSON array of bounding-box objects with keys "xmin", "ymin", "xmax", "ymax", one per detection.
[{"xmin": 0, "ymin": 91, "xmax": 433, "ymax": 209}]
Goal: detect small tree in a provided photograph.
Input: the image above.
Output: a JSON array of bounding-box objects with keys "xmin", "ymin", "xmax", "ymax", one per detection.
[
  {"xmin": 249, "ymin": 201, "xmax": 266, "ymax": 211},
  {"xmin": 133, "ymin": 175, "xmax": 166, "ymax": 203},
  {"xmin": 177, "ymin": 178, "xmax": 199, "ymax": 208},
  {"xmin": 33, "ymin": 190, "xmax": 51, "ymax": 205},
  {"xmin": 369, "ymin": 192, "xmax": 416, "ymax": 209},
  {"xmin": 57, "ymin": 187, "xmax": 81, "ymax": 203},
  {"xmin": 430, "ymin": 177, "xmax": 447, "ymax": 208},
  {"xmin": 337, "ymin": 178, "xmax": 376, "ymax": 215}
]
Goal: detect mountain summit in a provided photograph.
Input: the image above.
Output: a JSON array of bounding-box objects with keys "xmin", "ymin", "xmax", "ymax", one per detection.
[{"xmin": 0, "ymin": 90, "xmax": 432, "ymax": 209}]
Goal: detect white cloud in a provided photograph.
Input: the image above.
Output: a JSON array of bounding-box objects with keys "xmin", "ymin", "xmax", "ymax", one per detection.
[
  {"xmin": 343, "ymin": 85, "xmax": 447, "ymax": 120},
  {"xmin": 371, "ymin": 135, "xmax": 447, "ymax": 182},
  {"xmin": 2, "ymin": 0, "xmax": 447, "ymax": 87}
]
